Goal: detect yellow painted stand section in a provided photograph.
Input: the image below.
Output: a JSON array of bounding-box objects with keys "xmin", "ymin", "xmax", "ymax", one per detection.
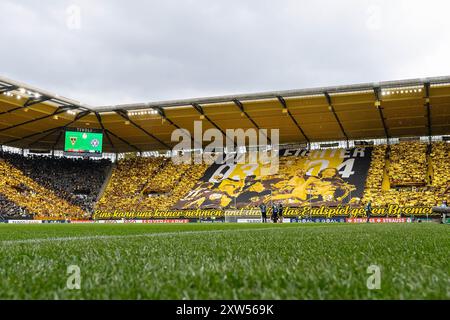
[
  {"xmin": 426, "ymin": 154, "xmax": 434, "ymax": 185},
  {"xmin": 382, "ymin": 158, "xmax": 390, "ymax": 191}
]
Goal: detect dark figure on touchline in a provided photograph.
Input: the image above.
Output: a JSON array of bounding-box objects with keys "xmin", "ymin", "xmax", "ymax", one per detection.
[
  {"xmin": 271, "ymin": 203, "xmax": 279, "ymax": 223},
  {"xmin": 278, "ymin": 203, "xmax": 284, "ymax": 223},
  {"xmin": 365, "ymin": 200, "xmax": 372, "ymax": 223},
  {"xmin": 259, "ymin": 203, "xmax": 267, "ymax": 223},
  {"xmin": 440, "ymin": 200, "xmax": 448, "ymax": 224}
]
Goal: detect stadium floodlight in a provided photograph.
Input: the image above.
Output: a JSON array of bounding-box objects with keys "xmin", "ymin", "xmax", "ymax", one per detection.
[{"xmin": 127, "ymin": 110, "xmax": 155, "ymax": 116}]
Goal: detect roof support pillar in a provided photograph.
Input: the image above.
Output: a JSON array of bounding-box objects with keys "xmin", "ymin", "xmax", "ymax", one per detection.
[
  {"xmin": 232, "ymin": 99, "xmax": 271, "ymax": 144},
  {"xmin": 0, "ymin": 105, "xmax": 79, "ymax": 133},
  {"xmin": 95, "ymin": 112, "xmax": 116, "ymax": 153},
  {"xmin": 115, "ymin": 110, "xmax": 170, "ymax": 150},
  {"xmin": 27, "ymin": 127, "xmax": 61, "ymax": 148},
  {"xmin": 51, "ymin": 130, "xmax": 64, "ymax": 152},
  {"xmin": 192, "ymin": 103, "xmax": 236, "ymax": 149},
  {"xmin": 276, "ymin": 96, "xmax": 310, "ymax": 143},
  {"xmin": 373, "ymin": 88, "xmax": 390, "ymax": 144},
  {"xmin": 153, "ymin": 106, "xmax": 195, "ymax": 145},
  {"xmin": 104, "ymin": 128, "xmax": 142, "ymax": 153},
  {"xmin": 324, "ymin": 92, "xmax": 348, "ymax": 144},
  {"xmin": 0, "ymin": 85, "xmax": 18, "ymax": 94},
  {"xmin": 3, "ymin": 110, "xmax": 91, "ymax": 145},
  {"xmin": 0, "ymin": 95, "xmax": 53, "ymax": 116}
]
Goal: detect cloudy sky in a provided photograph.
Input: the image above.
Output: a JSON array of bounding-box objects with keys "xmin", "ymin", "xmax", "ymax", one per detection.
[{"xmin": 1, "ymin": 0, "xmax": 450, "ymax": 106}]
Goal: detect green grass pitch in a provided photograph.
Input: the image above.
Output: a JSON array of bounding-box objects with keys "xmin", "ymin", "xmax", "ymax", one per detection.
[{"xmin": 0, "ymin": 223, "xmax": 448, "ymax": 299}]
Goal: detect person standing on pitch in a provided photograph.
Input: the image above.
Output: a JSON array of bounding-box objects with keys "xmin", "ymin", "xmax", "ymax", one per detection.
[
  {"xmin": 271, "ymin": 203, "xmax": 278, "ymax": 223},
  {"xmin": 365, "ymin": 200, "xmax": 372, "ymax": 223},
  {"xmin": 440, "ymin": 200, "xmax": 448, "ymax": 224},
  {"xmin": 278, "ymin": 202, "xmax": 284, "ymax": 223},
  {"xmin": 259, "ymin": 203, "xmax": 267, "ymax": 223}
]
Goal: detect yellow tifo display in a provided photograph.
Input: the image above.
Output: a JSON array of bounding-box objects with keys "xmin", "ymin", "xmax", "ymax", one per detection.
[
  {"xmin": 271, "ymin": 156, "xmax": 356, "ymax": 203},
  {"xmin": 175, "ymin": 148, "xmax": 369, "ymax": 209}
]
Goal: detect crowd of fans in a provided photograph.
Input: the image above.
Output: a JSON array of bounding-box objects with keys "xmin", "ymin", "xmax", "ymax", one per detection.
[
  {"xmin": 362, "ymin": 145, "xmax": 387, "ymax": 206},
  {"xmin": 0, "ymin": 156, "xmax": 86, "ymax": 219},
  {"xmin": 363, "ymin": 142, "xmax": 449, "ymax": 207},
  {"xmin": 1, "ymin": 153, "xmax": 111, "ymax": 213},
  {"xmin": 96, "ymin": 157, "xmax": 164, "ymax": 211},
  {"xmin": 0, "ymin": 193, "xmax": 30, "ymax": 219},
  {"xmin": 431, "ymin": 141, "xmax": 450, "ymax": 195},
  {"xmin": 142, "ymin": 160, "xmax": 190, "ymax": 194},
  {"xmin": 97, "ymin": 157, "xmax": 209, "ymax": 211},
  {"xmin": 389, "ymin": 141, "xmax": 428, "ymax": 185},
  {"xmin": 0, "ymin": 140, "xmax": 448, "ymax": 219}
]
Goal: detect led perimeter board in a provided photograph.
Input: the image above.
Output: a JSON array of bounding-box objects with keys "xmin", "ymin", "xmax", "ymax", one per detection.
[{"xmin": 64, "ymin": 128, "xmax": 103, "ymax": 157}]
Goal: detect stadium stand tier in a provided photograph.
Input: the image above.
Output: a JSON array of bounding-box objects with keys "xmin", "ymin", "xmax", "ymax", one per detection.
[
  {"xmin": 431, "ymin": 141, "xmax": 450, "ymax": 194},
  {"xmin": 0, "ymin": 156, "xmax": 86, "ymax": 219},
  {"xmin": 362, "ymin": 143, "xmax": 448, "ymax": 208},
  {"xmin": 0, "ymin": 193, "xmax": 30, "ymax": 219},
  {"xmin": 97, "ymin": 157, "xmax": 209, "ymax": 211},
  {"xmin": 0, "ymin": 141, "xmax": 449, "ymax": 219},
  {"xmin": 389, "ymin": 141, "xmax": 428, "ymax": 186},
  {"xmin": 1, "ymin": 153, "xmax": 111, "ymax": 212}
]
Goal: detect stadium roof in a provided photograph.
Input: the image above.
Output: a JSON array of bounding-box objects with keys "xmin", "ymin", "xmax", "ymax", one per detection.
[{"xmin": 0, "ymin": 75, "xmax": 449, "ymax": 153}]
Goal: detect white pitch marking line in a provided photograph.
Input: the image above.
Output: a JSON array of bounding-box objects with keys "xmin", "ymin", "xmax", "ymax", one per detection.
[{"xmin": 0, "ymin": 226, "xmax": 300, "ymax": 245}]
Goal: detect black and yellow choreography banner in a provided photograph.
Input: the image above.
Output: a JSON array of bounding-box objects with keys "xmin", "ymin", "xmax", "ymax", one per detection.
[{"xmin": 174, "ymin": 147, "xmax": 373, "ymax": 209}]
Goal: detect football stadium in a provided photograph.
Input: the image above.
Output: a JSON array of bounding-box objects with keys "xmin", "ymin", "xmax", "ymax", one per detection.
[
  {"xmin": 0, "ymin": 74, "xmax": 449, "ymax": 301},
  {"xmin": 2, "ymin": 2, "xmax": 450, "ymax": 312}
]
